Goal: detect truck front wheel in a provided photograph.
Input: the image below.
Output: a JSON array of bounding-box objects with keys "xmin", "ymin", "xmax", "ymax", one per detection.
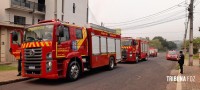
[
  {"xmin": 67, "ymin": 60, "xmax": 80, "ymax": 81},
  {"xmin": 107, "ymin": 57, "xmax": 115, "ymax": 70}
]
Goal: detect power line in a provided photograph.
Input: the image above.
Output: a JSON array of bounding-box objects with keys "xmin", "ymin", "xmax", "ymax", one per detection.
[
  {"xmin": 121, "ymin": 14, "xmax": 187, "ymax": 30},
  {"xmin": 105, "ymin": 1, "xmax": 185, "ymax": 25},
  {"xmin": 107, "ymin": 9, "xmax": 186, "ymax": 27},
  {"xmin": 121, "ymin": 12, "xmax": 187, "ymax": 29}
]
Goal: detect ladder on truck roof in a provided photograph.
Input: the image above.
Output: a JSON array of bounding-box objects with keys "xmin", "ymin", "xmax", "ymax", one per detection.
[{"xmin": 88, "ymin": 23, "xmax": 117, "ymax": 34}]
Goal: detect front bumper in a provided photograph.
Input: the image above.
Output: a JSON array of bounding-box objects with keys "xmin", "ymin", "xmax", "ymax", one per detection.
[
  {"xmin": 166, "ymin": 57, "xmax": 178, "ymax": 60},
  {"xmin": 22, "ymin": 60, "xmax": 60, "ymax": 79},
  {"xmin": 122, "ymin": 53, "xmax": 136, "ymax": 62}
]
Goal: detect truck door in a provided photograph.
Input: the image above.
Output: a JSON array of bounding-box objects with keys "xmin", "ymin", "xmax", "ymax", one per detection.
[
  {"xmin": 75, "ymin": 27, "xmax": 87, "ymax": 55},
  {"xmin": 10, "ymin": 30, "xmax": 23, "ymax": 60},
  {"xmin": 56, "ymin": 25, "xmax": 71, "ymax": 58}
]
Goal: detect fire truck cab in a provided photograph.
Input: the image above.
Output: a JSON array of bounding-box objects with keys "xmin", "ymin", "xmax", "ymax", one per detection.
[
  {"xmin": 121, "ymin": 37, "xmax": 138, "ymax": 63},
  {"xmin": 10, "ymin": 19, "xmax": 121, "ymax": 81}
]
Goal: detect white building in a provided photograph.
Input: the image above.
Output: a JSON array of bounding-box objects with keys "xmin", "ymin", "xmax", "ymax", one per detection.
[
  {"xmin": 0, "ymin": 0, "xmax": 88, "ymax": 63},
  {"xmin": 46, "ymin": 0, "xmax": 88, "ymax": 26}
]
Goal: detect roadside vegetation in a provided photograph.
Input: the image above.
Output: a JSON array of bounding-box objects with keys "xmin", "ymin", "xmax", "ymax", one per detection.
[
  {"xmin": 149, "ymin": 36, "xmax": 177, "ymax": 52},
  {"xmin": 0, "ymin": 65, "xmax": 17, "ymax": 71},
  {"xmin": 185, "ymin": 53, "xmax": 199, "ymax": 60}
]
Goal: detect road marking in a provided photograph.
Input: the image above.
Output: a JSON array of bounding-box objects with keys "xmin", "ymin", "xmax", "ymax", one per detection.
[{"xmin": 136, "ymin": 75, "xmax": 141, "ymax": 79}]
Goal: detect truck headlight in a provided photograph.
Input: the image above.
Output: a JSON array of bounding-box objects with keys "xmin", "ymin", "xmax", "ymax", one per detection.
[
  {"xmin": 46, "ymin": 61, "xmax": 52, "ymax": 72},
  {"xmin": 47, "ymin": 61, "xmax": 52, "ymax": 67},
  {"xmin": 130, "ymin": 54, "xmax": 132, "ymax": 57},
  {"xmin": 46, "ymin": 52, "xmax": 52, "ymax": 59}
]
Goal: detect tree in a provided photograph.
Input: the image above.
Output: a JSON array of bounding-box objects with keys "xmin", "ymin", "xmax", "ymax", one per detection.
[
  {"xmin": 151, "ymin": 36, "xmax": 177, "ymax": 51},
  {"xmin": 149, "ymin": 39, "xmax": 163, "ymax": 50},
  {"xmin": 153, "ymin": 36, "xmax": 168, "ymax": 48},
  {"xmin": 167, "ymin": 41, "xmax": 177, "ymax": 50},
  {"xmin": 185, "ymin": 37, "xmax": 200, "ymax": 54}
]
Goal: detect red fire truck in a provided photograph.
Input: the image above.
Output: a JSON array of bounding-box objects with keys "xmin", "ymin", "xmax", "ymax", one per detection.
[
  {"xmin": 149, "ymin": 47, "xmax": 158, "ymax": 57},
  {"xmin": 121, "ymin": 37, "xmax": 139, "ymax": 63},
  {"xmin": 10, "ymin": 19, "xmax": 121, "ymax": 81},
  {"xmin": 136, "ymin": 38, "xmax": 149, "ymax": 61}
]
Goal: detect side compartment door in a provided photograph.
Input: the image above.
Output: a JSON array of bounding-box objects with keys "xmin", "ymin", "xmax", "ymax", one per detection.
[{"xmin": 10, "ymin": 30, "xmax": 22, "ymax": 60}]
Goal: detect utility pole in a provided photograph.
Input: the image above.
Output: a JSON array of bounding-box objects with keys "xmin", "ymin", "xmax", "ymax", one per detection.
[
  {"xmin": 188, "ymin": 0, "xmax": 194, "ymax": 66},
  {"xmin": 183, "ymin": 21, "xmax": 188, "ymax": 55},
  {"xmin": 183, "ymin": 0, "xmax": 189, "ymax": 55}
]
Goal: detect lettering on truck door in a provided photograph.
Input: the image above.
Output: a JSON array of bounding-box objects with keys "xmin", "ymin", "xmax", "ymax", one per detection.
[{"xmin": 56, "ymin": 25, "xmax": 71, "ymax": 58}]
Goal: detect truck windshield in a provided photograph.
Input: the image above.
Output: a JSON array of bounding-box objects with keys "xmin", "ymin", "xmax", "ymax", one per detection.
[
  {"xmin": 122, "ymin": 40, "xmax": 132, "ymax": 46},
  {"xmin": 24, "ymin": 25, "xmax": 53, "ymax": 42}
]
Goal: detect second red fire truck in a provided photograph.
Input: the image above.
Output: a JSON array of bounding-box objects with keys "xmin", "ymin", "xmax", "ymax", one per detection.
[
  {"xmin": 10, "ymin": 19, "xmax": 121, "ymax": 81},
  {"xmin": 121, "ymin": 37, "xmax": 149, "ymax": 63}
]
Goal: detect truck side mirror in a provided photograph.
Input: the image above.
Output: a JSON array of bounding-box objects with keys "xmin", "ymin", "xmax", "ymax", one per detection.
[
  {"xmin": 57, "ymin": 25, "xmax": 64, "ymax": 37},
  {"xmin": 133, "ymin": 41, "xmax": 137, "ymax": 45},
  {"xmin": 12, "ymin": 31, "xmax": 18, "ymax": 41}
]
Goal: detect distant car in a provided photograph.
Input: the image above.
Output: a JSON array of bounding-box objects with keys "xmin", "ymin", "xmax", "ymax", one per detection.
[
  {"xmin": 149, "ymin": 47, "xmax": 158, "ymax": 57},
  {"xmin": 166, "ymin": 51, "xmax": 178, "ymax": 60}
]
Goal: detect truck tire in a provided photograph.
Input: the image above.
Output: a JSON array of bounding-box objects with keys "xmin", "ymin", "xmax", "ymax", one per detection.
[
  {"xmin": 145, "ymin": 57, "xmax": 148, "ymax": 61},
  {"xmin": 67, "ymin": 60, "xmax": 81, "ymax": 81},
  {"xmin": 107, "ymin": 57, "xmax": 114, "ymax": 70},
  {"xmin": 136, "ymin": 56, "xmax": 139, "ymax": 63}
]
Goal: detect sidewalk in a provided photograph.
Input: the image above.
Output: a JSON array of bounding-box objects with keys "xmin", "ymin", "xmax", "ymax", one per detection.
[
  {"xmin": 167, "ymin": 60, "xmax": 200, "ymax": 90},
  {"xmin": 181, "ymin": 60, "xmax": 200, "ymax": 90},
  {"xmin": 0, "ymin": 62, "xmax": 30, "ymax": 85}
]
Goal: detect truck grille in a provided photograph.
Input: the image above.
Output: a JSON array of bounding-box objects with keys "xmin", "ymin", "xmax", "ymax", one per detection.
[
  {"xmin": 25, "ymin": 48, "xmax": 42, "ymax": 60},
  {"xmin": 24, "ymin": 48, "xmax": 42, "ymax": 75}
]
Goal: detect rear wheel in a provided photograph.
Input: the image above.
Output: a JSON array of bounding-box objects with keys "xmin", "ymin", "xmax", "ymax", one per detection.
[
  {"xmin": 145, "ymin": 56, "xmax": 148, "ymax": 61},
  {"xmin": 67, "ymin": 60, "xmax": 81, "ymax": 81},
  {"xmin": 135, "ymin": 56, "xmax": 139, "ymax": 63},
  {"xmin": 107, "ymin": 57, "xmax": 115, "ymax": 70}
]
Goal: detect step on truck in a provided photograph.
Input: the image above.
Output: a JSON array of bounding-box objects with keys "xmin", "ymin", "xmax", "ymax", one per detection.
[{"xmin": 10, "ymin": 19, "xmax": 121, "ymax": 81}]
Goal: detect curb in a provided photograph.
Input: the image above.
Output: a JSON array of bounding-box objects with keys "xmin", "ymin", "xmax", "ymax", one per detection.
[
  {"xmin": 0, "ymin": 62, "xmax": 12, "ymax": 65},
  {"xmin": 176, "ymin": 69, "xmax": 182, "ymax": 90},
  {"xmin": 0, "ymin": 78, "xmax": 31, "ymax": 86}
]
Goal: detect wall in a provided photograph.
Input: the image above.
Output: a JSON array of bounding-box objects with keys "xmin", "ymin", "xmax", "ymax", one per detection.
[
  {"xmin": 0, "ymin": 26, "xmax": 20, "ymax": 62},
  {"xmin": 45, "ymin": 0, "xmax": 55, "ymax": 20},
  {"xmin": 45, "ymin": 0, "xmax": 88, "ymax": 26},
  {"xmin": 64, "ymin": 0, "xmax": 88, "ymax": 26}
]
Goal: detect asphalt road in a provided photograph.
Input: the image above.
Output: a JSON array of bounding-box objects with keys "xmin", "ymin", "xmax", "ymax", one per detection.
[{"xmin": 0, "ymin": 53, "xmax": 177, "ymax": 90}]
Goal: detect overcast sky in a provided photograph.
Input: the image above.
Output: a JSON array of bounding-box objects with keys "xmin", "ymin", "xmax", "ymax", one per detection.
[{"xmin": 89, "ymin": 0, "xmax": 200, "ymax": 41}]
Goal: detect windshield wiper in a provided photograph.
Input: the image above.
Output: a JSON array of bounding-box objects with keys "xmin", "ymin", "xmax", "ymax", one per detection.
[{"xmin": 36, "ymin": 37, "xmax": 43, "ymax": 41}]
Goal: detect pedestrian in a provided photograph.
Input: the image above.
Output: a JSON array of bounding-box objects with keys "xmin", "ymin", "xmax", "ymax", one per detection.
[
  {"xmin": 178, "ymin": 51, "xmax": 184, "ymax": 74},
  {"xmin": 17, "ymin": 59, "xmax": 22, "ymax": 76}
]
